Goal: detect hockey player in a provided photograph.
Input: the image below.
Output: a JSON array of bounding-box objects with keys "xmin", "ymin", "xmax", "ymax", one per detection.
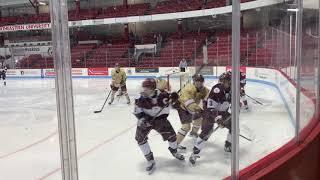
[
  {"xmin": 174, "ymin": 74, "xmax": 209, "ymax": 150},
  {"xmin": 155, "ymin": 75, "xmax": 171, "ymax": 92},
  {"xmin": 221, "ymin": 70, "xmax": 248, "ymax": 110},
  {"xmin": 134, "ymin": 78, "xmax": 184, "ymax": 174},
  {"xmin": 109, "ymin": 63, "xmax": 130, "ymax": 105},
  {"xmin": 0, "ymin": 66, "xmax": 7, "ymax": 86},
  {"xmin": 189, "ymin": 72, "xmax": 232, "ymax": 165},
  {"xmin": 240, "ymin": 71, "xmax": 249, "ymax": 110}
]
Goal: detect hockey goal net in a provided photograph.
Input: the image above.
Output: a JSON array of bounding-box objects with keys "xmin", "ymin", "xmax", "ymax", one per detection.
[{"xmin": 165, "ymin": 68, "xmax": 191, "ymax": 92}]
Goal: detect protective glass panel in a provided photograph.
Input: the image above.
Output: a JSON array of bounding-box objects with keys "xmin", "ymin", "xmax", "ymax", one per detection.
[{"xmin": 0, "ymin": 2, "xmax": 62, "ymax": 180}]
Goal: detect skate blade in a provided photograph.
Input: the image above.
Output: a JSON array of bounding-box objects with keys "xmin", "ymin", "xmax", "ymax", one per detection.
[
  {"xmin": 175, "ymin": 156, "xmax": 185, "ymax": 161},
  {"xmin": 147, "ymin": 166, "xmax": 156, "ymax": 175}
]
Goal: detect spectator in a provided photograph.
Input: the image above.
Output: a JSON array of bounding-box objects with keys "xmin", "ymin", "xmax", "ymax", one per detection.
[
  {"xmin": 179, "ymin": 58, "xmax": 187, "ymax": 72},
  {"xmin": 153, "ymin": 33, "xmax": 157, "ymax": 44}
]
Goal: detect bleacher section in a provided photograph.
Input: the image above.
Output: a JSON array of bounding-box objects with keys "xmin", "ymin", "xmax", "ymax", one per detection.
[
  {"xmin": 16, "ymin": 43, "xmax": 96, "ymax": 69},
  {"xmin": 136, "ymin": 32, "xmax": 207, "ymax": 67},
  {"xmin": 86, "ymin": 43, "xmax": 129, "ymax": 67},
  {"xmin": 15, "ymin": 29, "xmax": 287, "ymax": 69}
]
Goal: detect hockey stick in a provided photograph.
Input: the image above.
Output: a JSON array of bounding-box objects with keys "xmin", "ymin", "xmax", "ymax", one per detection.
[
  {"xmin": 94, "ymin": 90, "xmax": 112, "ymax": 113},
  {"xmin": 239, "ymin": 134, "xmax": 252, "ymax": 142},
  {"xmin": 216, "ymin": 115, "xmax": 253, "ymax": 142},
  {"xmin": 245, "ymin": 94, "xmax": 263, "ymax": 105}
]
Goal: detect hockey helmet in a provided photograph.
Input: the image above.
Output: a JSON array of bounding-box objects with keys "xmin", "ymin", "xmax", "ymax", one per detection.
[
  {"xmin": 219, "ymin": 72, "xmax": 231, "ymax": 83},
  {"xmin": 142, "ymin": 78, "xmax": 157, "ymax": 90},
  {"xmin": 192, "ymin": 74, "xmax": 204, "ymax": 82}
]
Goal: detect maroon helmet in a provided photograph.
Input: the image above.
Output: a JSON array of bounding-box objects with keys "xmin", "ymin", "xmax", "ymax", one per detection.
[{"xmin": 142, "ymin": 78, "xmax": 157, "ymax": 90}]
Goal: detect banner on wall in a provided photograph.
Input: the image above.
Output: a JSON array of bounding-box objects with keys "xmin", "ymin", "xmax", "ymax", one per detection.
[
  {"xmin": 0, "ymin": 23, "xmax": 51, "ymax": 32},
  {"xmin": 135, "ymin": 67, "xmax": 159, "ymax": 73},
  {"xmin": 6, "ymin": 69, "xmax": 41, "ymax": 77},
  {"xmin": 254, "ymin": 68, "xmax": 269, "ymax": 80},
  {"xmin": 196, "ymin": 66, "xmax": 213, "ymax": 75},
  {"xmin": 43, "ymin": 68, "xmax": 87, "ymax": 77},
  {"xmin": 6, "ymin": 69, "xmax": 18, "ymax": 76},
  {"xmin": 126, "ymin": 68, "xmax": 134, "ymax": 75},
  {"xmin": 88, "ymin": 68, "xmax": 108, "ymax": 76},
  {"xmin": 11, "ymin": 46, "xmax": 52, "ymax": 57}
]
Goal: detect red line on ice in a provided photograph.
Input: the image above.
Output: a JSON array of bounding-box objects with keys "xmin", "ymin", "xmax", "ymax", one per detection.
[
  {"xmin": 38, "ymin": 124, "xmax": 135, "ymax": 180},
  {"xmin": 0, "ymin": 131, "xmax": 58, "ymax": 159}
]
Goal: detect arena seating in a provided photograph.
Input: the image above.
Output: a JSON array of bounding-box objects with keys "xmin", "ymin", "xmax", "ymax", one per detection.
[
  {"xmin": 86, "ymin": 43, "xmax": 130, "ymax": 68},
  {"xmin": 15, "ymin": 29, "xmax": 283, "ymax": 69},
  {"xmin": 136, "ymin": 32, "xmax": 207, "ymax": 67}
]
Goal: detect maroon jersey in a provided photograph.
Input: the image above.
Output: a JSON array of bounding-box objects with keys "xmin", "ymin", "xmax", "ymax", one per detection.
[
  {"xmin": 240, "ymin": 72, "xmax": 246, "ymax": 88},
  {"xmin": 134, "ymin": 89, "xmax": 176, "ymax": 144},
  {"xmin": 205, "ymin": 83, "xmax": 230, "ymax": 112},
  {"xmin": 134, "ymin": 89, "xmax": 170, "ymax": 121}
]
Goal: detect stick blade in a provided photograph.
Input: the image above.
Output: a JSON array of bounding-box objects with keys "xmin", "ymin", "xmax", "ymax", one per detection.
[{"xmin": 94, "ymin": 110, "xmax": 102, "ymax": 113}]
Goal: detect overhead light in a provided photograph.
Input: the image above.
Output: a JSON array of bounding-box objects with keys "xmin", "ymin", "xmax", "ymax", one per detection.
[
  {"xmin": 287, "ymin": 8, "xmax": 299, "ymax": 12},
  {"xmin": 38, "ymin": 2, "xmax": 47, "ymax": 6}
]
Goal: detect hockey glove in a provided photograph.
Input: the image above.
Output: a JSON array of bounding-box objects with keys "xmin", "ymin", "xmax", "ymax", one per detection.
[
  {"xmin": 157, "ymin": 93, "xmax": 170, "ymax": 107},
  {"xmin": 240, "ymin": 88, "xmax": 245, "ymax": 97},
  {"xmin": 169, "ymin": 92, "xmax": 179, "ymax": 103},
  {"xmin": 215, "ymin": 112, "xmax": 231, "ymax": 128},
  {"xmin": 215, "ymin": 115, "xmax": 225, "ymax": 128},
  {"xmin": 120, "ymin": 80, "xmax": 125, "ymax": 86}
]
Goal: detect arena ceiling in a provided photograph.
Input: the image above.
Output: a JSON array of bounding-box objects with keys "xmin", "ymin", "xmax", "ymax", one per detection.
[
  {"xmin": 0, "ymin": 0, "xmax": 150, "ymax": 7},
  {"xmin": 0, "ymin": 0, "xmax": 318, "ymax": 10}
]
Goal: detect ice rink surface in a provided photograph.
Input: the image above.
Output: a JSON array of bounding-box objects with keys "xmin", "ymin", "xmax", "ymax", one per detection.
[{"xmin": 0, "ymin": 78, "xmax": 295, "ymax": 180}]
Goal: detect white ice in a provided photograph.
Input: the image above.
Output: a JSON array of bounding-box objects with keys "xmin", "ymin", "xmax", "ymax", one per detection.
[{"xmin": 0, "ymin": 78, "xmax": 295, "ymax": 180}]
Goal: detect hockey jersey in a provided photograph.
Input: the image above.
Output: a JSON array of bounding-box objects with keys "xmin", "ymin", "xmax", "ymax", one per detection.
[
  {"xmin": 206, "ymin": 83, "xmax": 230, "ymax": 112},
  {"xmin": 178, "ymin": 83, "xmax": 209, "ymax": 113},
  {"xmin": 134, "ymin": 89, "xmax": 170, "ymax": 120},
  {"xmin": 111, "ymin": 69, "xmax": 127, "ymax": 87},
  {"xmin": 240, "ymin": 72, "xmax": 246, "ymax": 88}
]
